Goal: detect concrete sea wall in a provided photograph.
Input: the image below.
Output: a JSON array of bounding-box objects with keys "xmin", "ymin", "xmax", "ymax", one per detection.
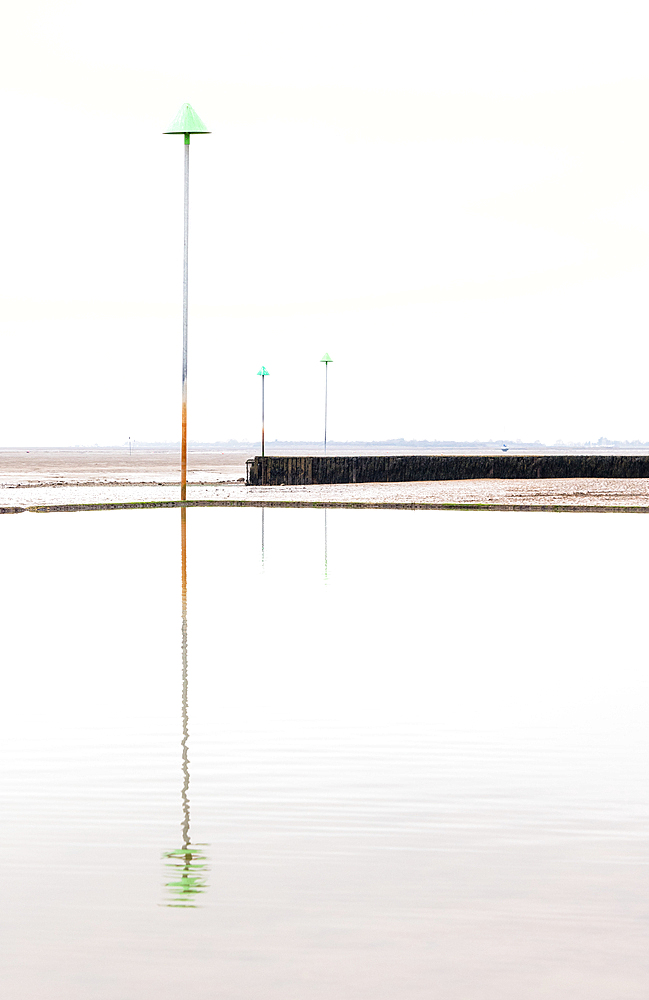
[{"xmin": 247, "ymin": 455, "xmax": 649, "ymax": 486}]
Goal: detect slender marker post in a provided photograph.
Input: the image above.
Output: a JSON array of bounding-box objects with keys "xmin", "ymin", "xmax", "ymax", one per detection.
[
  {"xmin": 164, "ymin": 104, "xmax": 210, "ymax": 501},
  {"xmin": 320, "ymin": 354, "xmax": 333, "ymax": 456},
  {"xmin": 257, "ymin": 367, "xmax": 269, "ymax": 483},
  {"xmin": 181, "ymin": 136, "xmax": 188, "ymax": 500}
]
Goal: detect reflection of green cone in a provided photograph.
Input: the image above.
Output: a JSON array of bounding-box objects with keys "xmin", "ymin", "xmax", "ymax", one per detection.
[{"xmin": 163, "ymin": 845, "xmax": 209, "ymax": 907}]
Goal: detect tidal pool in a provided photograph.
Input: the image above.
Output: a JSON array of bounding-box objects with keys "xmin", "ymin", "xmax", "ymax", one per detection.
[{"xmin": 1, "ymin": 507, "xmax": 648, "ymax": 999}]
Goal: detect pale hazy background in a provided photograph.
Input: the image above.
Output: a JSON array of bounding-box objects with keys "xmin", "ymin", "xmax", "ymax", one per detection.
[{"xmin": 2, "ymin": 0, "xmax": 649, "ymax": 447}]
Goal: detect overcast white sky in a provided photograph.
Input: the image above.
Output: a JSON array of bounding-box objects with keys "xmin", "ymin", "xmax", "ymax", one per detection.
[{"xmin": 2, "ymin": 1, "xmax": 649, "ymax": 446}]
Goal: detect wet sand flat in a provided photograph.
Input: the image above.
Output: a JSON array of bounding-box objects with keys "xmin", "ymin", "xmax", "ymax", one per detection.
[
  {"xmin": 0, "ymin": 446, "xmax": 249, "ymax": 485},
  {"xmin": 4, "ymin": 478, "xmax": 649, "ymax": 511},
  {"xmin": 3, "ymin": 449, "xmax": 649, "ymax": 510}
]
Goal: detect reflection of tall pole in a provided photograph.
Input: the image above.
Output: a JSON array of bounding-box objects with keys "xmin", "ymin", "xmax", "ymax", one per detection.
[
  {"xmin": 180, "ymin": 508, "xmax": 189, "ymax": 849},
  {"xmin": 261, "ymin": 507, "xmax": 265, "ymax": 571},
  {"xmin": 320, "ymin": 354, "xmax": 332, "ymax": 456},
  {"xmin": 324, "ymin": 508, "xmax": 328, "ymax": 582},
  {"xmin": 164, "ymin": 104, "xmax": 210, "ymax": 502},
  {"xmin": 162, "ymin": 507, "xmax": 208, "ymax": 907}
]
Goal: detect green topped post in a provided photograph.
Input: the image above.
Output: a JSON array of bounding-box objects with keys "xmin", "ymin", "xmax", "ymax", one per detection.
[
  {"xmin": 320, "ymin": 354, "xmax": 333, "ymax": 456},
  {"xmin": 164, "ymin": 104, "xmax": 210, "ymax": 501},
  {"xmin": 257, "ymin": 366, "xmax": 269, "ymax": 482}
]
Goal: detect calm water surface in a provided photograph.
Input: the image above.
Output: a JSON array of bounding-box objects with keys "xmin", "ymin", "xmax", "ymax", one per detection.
[{"xmin": 1, "ymin": 507, "xmax": 649, "ymax": 999}]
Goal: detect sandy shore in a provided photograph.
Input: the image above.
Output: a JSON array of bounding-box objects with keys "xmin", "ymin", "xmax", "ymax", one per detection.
[
  {"xmin": 4, "ymin": 479, "xmax": 649, "ymax": 512},
  {"xmin": 0, "ymin": 446, "xmax": 249, "ymax": 485},
  {"xmin": 3, "ymin": 448, "xmax": 649, "ymax": 511}
]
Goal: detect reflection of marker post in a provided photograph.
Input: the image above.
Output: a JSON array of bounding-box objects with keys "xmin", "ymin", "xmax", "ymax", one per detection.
[
  {"xmin": 180, "ymin": 508, "xmax": 189, "ymax": 845},
  {"xmin": 320, "ymin": 354, "xmax": 332, "ymax": 456},
  {"xmin": 164, "ymin": 104, "xmax": 210, "ymax": 502},
  {"xmin": 162, "ymin": 508, "xmax": 209, "ymax": 908},
  {"xmin": 257, "ymin": 367, "xmax": 269, "ymax": 484}
]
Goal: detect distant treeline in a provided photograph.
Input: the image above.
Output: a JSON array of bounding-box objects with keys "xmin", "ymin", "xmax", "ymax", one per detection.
[
  {"xmin": 17, "ymin": 437, "xmax": 649, "ymax": 449},
  {"xmin": 121, "ymin": 437, "xmax": 649, "ymax": 448}
]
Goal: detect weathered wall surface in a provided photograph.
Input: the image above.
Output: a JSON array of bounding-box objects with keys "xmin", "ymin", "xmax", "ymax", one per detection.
[{"xmin": 247, "ymin": 455, "xmax": 649, "ymax": 486}]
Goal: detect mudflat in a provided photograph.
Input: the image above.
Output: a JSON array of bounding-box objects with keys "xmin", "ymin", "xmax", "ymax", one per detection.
[
  {"xmin": 0, "ymin": 446, "xmax": 250, "ymax": 485},
  {"xmin": 3, "ymin": 447, "xmax": 649, "ymax": 510}
]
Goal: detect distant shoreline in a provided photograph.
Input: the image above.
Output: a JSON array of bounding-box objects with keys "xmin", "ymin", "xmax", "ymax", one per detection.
[{"xmin": 5, "ymin": 442, "xmax": 649, "ymax": 457}]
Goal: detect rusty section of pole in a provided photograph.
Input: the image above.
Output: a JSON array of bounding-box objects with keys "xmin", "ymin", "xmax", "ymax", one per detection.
[
  {"xmin": 181, "ymin": 506, "xmax": 187, "ymax": 617},
  {"xmin": 181, "ymin": 136, "xmax": 189, "ymax": 502}
]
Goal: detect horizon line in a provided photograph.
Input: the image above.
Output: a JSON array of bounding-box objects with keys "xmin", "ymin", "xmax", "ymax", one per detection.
[{"xmin": 3, "ymin": 437, "xmax": 649, "ymax": 450}]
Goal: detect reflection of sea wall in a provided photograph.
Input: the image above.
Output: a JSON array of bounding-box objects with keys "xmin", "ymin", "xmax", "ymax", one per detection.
[{"xmin": 248, "ymin": 454, "xmax": 649, "ymax": 486}]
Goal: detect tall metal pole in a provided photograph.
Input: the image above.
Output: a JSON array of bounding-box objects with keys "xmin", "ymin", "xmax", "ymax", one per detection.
[
  {"xmin": 261, "ymin": 372, "xmax": 265, "ymax": 458},
  {"xmin": 324, "ymin": 363, "xmax": 328, "ymax": 456},
  {"xmin": 261, "ymin": 371, "xmax": 265, "ymax": 486},
  {"xmin": 257, "ymin": 367, "xmax": 269, "ymax": 485},
  {"xmin": 164, "ymin": 103, "xmax": 210, "ymax": 503},
  {"xmin": 181, "ymin": 136, "xmax": 189, "ymax": 502},
  {"xmin": 320, "ymin": 354, "xmax": 333, "ymax": 456}
]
